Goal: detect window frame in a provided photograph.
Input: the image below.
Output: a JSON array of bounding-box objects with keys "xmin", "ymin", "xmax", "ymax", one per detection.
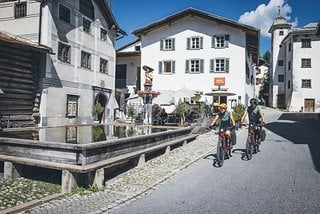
[
  {"xmin": 278, "ymin": 74, "xmax": 284, "ymax": 82},
  {"xmin": 66, "ymin": 95, "xmax": 79, "ymax": 118},
  {"xmin": 160, "ymin": 38, "xmax": 175, "ymax": 51},
  {"xmin": 301, "ymin": 58, "xmax": 311, "ymax": 68},
  {"xmin": 187, "ymin": 36, "xmax": 203, "ymax": 50},
  {"xmin": 301, "ymin": 79, "xmax": 311, "ymax": 88},
  {"xmin": 83, "ymin": 16, "xmax": 91, "ymax": 34},
  {"xmin": 210, "ymin": 58, "xmax": 230, "ymax": 73},
  {"xmin": 158, "ymin": 60, "xmax": 175, "ymax": 74},
  {"xmin": 99, "ymin": 58, "xmax": 108, "ymax": 74},
  {"xmin": 278, "ymin": 60, "xmax": 284, "ymax": 66},
  {"xmin": 185, "ymin": 59, "xmax": 204, "ymax": 73},
  {"xmin": 58, "ymin": 42, "xmax": 71, "ymax": 64},
  {"xmin": 14, "ymin": 1, "xmax": 27, "ymax": 19},
  {"xmin": 212, "ymin": 34, "xmax": 230, "ymax": 48},
  {"xmin": 81, "ymin": 51, "xmax": 91, "ymax": 69},
  {"xmin": 100, "ymin": 28, "xmax": 108, "ymax": 41},
  {"xmin": 301, "ymin": 39, "xmax": 311, "ymax": 48}
]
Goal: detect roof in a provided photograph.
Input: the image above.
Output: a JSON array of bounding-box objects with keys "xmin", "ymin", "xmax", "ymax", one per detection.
[
  {"xmin": 281, "ymin": 22, "xmax": 320, "ymax": 44},
  {"xmin": 117, "ymin": 38, "xmax": 141, "ymax": 52},
  {"xmin": 92, "ymin": 0, "xmax": 127, "ymax": 37},
  {"xmin": 0, "ymin": 32, "xmax": 51, "ymax": 53},
  {"xmin": 132, "ymin": 7, "xmax": 259, "ymax": 64},
  {"xmin": 132, "ymin": 7, "xmax": 259, "ymax": 36}
]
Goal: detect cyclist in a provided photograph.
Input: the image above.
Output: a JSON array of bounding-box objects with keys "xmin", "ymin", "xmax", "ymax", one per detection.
[
  {"xmin": 211, "ymin": 103, "xmax": 236, "ymax": 144},
  {"xmin": 241, "ymin": 98, "xmax": 265, "ymax": 151}
]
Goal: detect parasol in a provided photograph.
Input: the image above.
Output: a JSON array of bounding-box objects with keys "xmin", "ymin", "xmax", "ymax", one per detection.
[{"xmin": 204, "ymin": 90, "xmax": 236, "ymax": 96}]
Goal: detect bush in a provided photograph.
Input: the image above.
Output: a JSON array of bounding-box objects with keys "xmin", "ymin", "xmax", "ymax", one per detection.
[
  {"xmin": 92, "ymin": 102, "xmax": 104, "ymax": 114},
  {"xmin": 232, "ymin": 103, "xmax": 245, "ymax": 121}
]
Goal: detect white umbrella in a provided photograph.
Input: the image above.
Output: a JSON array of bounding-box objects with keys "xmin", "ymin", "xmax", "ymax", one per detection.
[{"xmin": 204, "ymin": 90, "xmax": 236, "ymax": 96}]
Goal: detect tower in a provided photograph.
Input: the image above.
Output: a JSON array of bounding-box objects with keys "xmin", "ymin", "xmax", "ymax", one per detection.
[{"xmin": 268, "ymin": 10, "xmax": 291, "ymax": 107}]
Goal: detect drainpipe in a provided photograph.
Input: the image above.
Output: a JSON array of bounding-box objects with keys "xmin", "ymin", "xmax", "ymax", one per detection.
[{"xmin": 38, "ymin": 0, "xmax": 48, "ymax": 44}]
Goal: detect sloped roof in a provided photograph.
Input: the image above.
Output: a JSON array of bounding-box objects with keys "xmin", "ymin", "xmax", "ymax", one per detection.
[
  {"xmin": 132, "ymin": 7, "xmax": 259, "ymax": 64},
  {"xmin": 132, "ymin": 7, "xmax": 259, "ymax": 36}
]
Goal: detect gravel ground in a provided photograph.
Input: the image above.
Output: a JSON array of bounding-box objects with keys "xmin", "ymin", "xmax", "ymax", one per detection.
[{"xmin": 15, "ymin": 130, "xmax": 218, "ymax": 214}]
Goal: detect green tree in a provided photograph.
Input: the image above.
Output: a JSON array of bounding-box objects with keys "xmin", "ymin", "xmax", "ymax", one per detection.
[
  {"xmin": 232, "ymin": 103, "xmax": 245, "ymax": 121},
  {"xmin": 262, "ymin": 50, "xmax": 271, "ymax": 64},
  {"xmin": 175, "ymin": 101, "xmax": 189, "ymax": 125},
  {"xmin": 127, "ymin": 103, "xmax": 136, "ymax": 122}
]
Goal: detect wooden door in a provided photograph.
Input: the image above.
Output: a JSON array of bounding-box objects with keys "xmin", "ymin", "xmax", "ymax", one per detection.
[{"xmin": 304, "ymin": 99, "xmax": 315, "ymax": 112}]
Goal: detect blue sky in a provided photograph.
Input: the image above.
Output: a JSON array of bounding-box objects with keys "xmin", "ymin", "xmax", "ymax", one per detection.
[{"xmin": 111, "ymin": 0, "xmax": 320, "ymax": 56}]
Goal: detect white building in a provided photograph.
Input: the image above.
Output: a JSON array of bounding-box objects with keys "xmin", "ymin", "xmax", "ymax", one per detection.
[
  {"xmin": 255, "ymin": 59, "xmax": 269, "ymax": 101},
  {"xmin": 269, "ymin": 13, "xmax": 320, "ymax": 112},
  {"xmin": 117, "ymin": 8, "xmax": 259, "ymax": 110},
  {"xmin": 0, "ymin": 0, "xmax": 125, "ymax": 126}
]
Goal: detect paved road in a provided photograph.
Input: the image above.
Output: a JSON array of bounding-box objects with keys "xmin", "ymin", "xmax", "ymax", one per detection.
[{"xmin": 113, "ymin": 108, "xmax": 320, "ymax": 214}]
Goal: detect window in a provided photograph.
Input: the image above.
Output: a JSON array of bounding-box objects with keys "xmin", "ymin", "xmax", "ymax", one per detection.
[
  {"xmin": 288, "ymin": 42, "xmax": 292, "ymax": 52},
  {"xmin": 288, "ymin": 80, "xmax": 291, "ymax": 89},
  {"xmin": 160, "ymin": 38, "xmax": 175, "ymax": 51},
  {"xmin": 158, "ymin": 60, "xmax": 175, "ymax": 74},
  {"xmin": 15, "ymin": 2, "xmax": 27, "ymax": 18},
  {"xmin": 301, "ymin": 58, "xmax": 311, "ymax": 68},
  {"xmin": 278, "ymin": 74, "xmax": 284, "ymax": 82},
  {"xmin": 100, "ymin": 28, "xmax": 107, "ymax": 41},
  {"xmin": 100, "ymin": 58, "xmax": 108, "ymax": 73},
  {"xmin": 81, "ymin": 51, "xmax": 91, "ymax": 69},
  {"xmin": 134, "ymin": 45, "xmax": 140, "ymax": 51},
  {"xmin": 187, "ymin": 36, "xmax": 203, "ymax": 49},
  {"xmin": 210, "ymin": 58, "xmax": 230, "ymax": 73},
  {"xmin": 301, "ymin": 39, "xmax": 311, "ymax": 48},
  {"xmin": 58, "ymin": 42, "xmax": 71, "ymax": 63},
  {"xmin": 83, "ymin": 17, "xmax": 91, "ymax": 34},
  {"xmin": 59, "ymin": 4, "xmax": 70, "ymax": 23},
  {"xmin": 278, "ymin": 60, "xmax": 284, "ymax": 66},
  {"xmin": 212, "ymin": 35, "xmax": 229, "ymax": 48},
  {"xmin": 301, "ymin": 79, "xmax": 311, "ymax": 88},
  {"xmin": 288, "ymin": 61, "xmax": 291, "ymax": 70},
  {"xmin": 185, "ymin": 59, "xmax": 204, "ymax": 73},
  {"xmin": 66, "ymin": 95, "xmax": 79, "ymax": 117},
  {"xmin": 279, "ymin": 31, "xmax": 284, "ymax": 36}
]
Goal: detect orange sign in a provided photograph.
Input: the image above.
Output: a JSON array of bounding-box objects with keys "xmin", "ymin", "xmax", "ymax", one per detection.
[{"xmin": 214, "ymin": 77, "xmax": 225, "ymax": 86}]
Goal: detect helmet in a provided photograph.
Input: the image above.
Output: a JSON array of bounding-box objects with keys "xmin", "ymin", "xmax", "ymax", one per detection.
[
  {"xmin": 219, "ymin": 103, "xmax": 227, "ymax": 109},
  {"xmin": 249, "ymin": 98, "xmax": 258, "ymax": 105}
]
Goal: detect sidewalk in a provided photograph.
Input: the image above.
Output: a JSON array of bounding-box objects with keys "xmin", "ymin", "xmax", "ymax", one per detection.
[{"xmin": 20, "ymin": 131, "xmax": 218, "ymax": 214}]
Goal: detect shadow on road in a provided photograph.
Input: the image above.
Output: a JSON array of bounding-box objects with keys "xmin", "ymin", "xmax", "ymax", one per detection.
[{"xmin": 265, "ymin": 113, "xmax": 320, "ymax": 173}]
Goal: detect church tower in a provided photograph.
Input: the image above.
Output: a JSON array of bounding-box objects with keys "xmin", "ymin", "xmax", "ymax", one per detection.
[{"xmin": 268, "ymin": 10, "xmax": 291, "ymax": 107}]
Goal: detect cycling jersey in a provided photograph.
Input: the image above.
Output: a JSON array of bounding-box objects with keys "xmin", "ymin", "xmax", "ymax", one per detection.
[
  {"xmin": 246, "ymin": 106, "xmax": 262, "ymax": 124},
  {"xmin": 218, "ymin": 111, "xmax": 232, "ymax": 128}
]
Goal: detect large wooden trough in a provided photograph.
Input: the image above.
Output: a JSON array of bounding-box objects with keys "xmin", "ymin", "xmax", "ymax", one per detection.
[{"xmin": 0, "ymin": 126, "xmax": 198, "ymax": 192}]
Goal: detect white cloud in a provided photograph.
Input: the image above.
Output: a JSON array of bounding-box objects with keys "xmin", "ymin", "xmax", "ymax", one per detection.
[{"xmin": 238, "ymin": 0, "xmax": 298, "ymax": 38}]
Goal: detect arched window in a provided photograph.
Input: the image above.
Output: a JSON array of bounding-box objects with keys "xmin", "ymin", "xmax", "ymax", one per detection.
[{"xmin": 80, "ymin": 0, "xmax": 94, "ymax": 20}]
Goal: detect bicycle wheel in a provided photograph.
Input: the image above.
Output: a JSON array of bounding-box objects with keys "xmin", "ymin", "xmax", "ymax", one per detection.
[
  {"xmin": 216, "ymin": 137, "xmax": 225, "ymax": 167},
  {"xmin": 246, "ymin": 136, "xmax": 253, "ymax": 160}
]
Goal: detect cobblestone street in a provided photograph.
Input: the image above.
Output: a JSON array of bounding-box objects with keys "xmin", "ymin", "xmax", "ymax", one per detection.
[{"xmin": 20, "ymin": 131, "xmax": 217, "ymax": 214}]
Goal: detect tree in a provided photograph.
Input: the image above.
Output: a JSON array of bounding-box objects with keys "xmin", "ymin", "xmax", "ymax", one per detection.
[
  {"xmin": 259, "ymin": 73, "xmax": 269, "ymax": 106},
  {"xmin": 175, "ymin": 101, "xmax": 189, "ymax": 125},
  {"xmin": 262, "ymin": 50, "xmax": 271, "ymax": 64},
  {"xmin": 127, "ymin": 103, "xmax": 136, "ymax": 122}
]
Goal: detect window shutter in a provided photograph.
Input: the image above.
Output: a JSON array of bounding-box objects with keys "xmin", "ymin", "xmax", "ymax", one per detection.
[
  {"xmin": 187, "ymin": 38, "xmax": 190, "ymax": 50},
  {"xmin": 172, "ymin": 38, "xmax": 175, "ymax": 50},
  {"xmin": 200, "ymin": 37, "xmax": 203, "ymax": 49},
  {"xmin": 210, "ymin": 59, "xmax": 214, "ymax": 73},
  {"xmin": 159, "ymin": 61, "xmax": 163, "ymax": 74},
  {"xmin": 200, "ymin": 59, "xmax": 204, "ymax": 73},
  {"xmin": 225, "ymin": 35, "xmax": 229, "ymax": 48},
  {"xmin": 185, "ymin": 60, "xmax": 189, "ymax": 73},
  {"xmin": 212, "ymin": 36, "xmax": 216, "ymax": 48},
  {"xmin": 226, "ymin": 58, "xmax": 230, "ymax": 73},
  {"xmin": 172, "ymin": 60, "xmax": 175, "ymax": 73},
  {"xmin": 160, "ymin": 39, "xmax": 163, "ymax": 50}
]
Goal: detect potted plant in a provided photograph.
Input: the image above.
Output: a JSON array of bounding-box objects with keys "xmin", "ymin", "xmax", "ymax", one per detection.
[
  {"xmin": 175, "ymin": 101, "xmax": 190, "ymax": 126},
  {"xmin": 232, "ymin": 103, "xmax": 245, "ymax": 129},
  {"xmin": 92, "ymin": 102, "xmax": 104, "ymax": 122}
]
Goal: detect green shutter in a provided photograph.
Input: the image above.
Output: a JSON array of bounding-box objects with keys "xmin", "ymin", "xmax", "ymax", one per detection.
[
  {"xmin": 172, "ymin": 38, "xmax": 175, "ymax": 50},
  {"xmin": 200, "ymin": 59, "xmax": 204, "ymax": 73},
  {"xmin": 226, "ymin": 58, "xmax": 230, "ymax": 73},
  {"xmin": 160, "ymin": 39, "xmax": 163, "ymax": 50},
  {"xmin": 185, "ymin": 60, "xmax": 189, "ymax": 73},
  {"xmin": 172, "ymin": 60, "xmax": 175, "ymax": 73},
  {"xmin": 159, "ymin": 61, "xmax": 162, "ymax": 74},
  {"xmin": 187, "ymin": 38, "xmax": 190, "ymax": 50},
  {"xmin": 225, "ymin": 35, "xmax": 229, "ymax": 48},
  {"xmin": 212, "ymin": 36, "xmax": 216, "ymax": 48},
  {"xmin": 210, "ymin": 59, "xmax": 214, "ymax": 73},
  {"xmin": 200, "ymin": 37, "xmax": 203, "ymax": 49}
]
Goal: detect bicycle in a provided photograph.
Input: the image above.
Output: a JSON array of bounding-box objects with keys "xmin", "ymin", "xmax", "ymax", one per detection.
[
  {"xmin": 213, "ymin": 126, "xmax": 234, "ymax": 167},
  {"xmin": 244, "ymin": 123, "xmax": 263, "ymax": 160}
]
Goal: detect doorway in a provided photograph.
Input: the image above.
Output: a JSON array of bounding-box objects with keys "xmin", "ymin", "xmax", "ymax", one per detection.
[{"xmin": 304, "ymin": 99, "xmax": 315, "ymax": 112}]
